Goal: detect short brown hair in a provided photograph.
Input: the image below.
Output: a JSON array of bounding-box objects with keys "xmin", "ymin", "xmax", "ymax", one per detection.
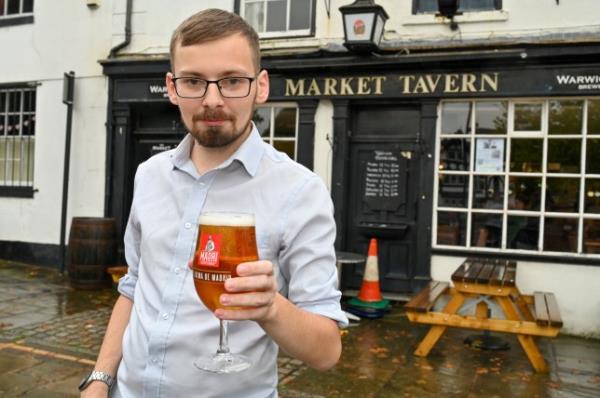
[{"xmin": 169, "ymin": 8, "xmax": 261, "ymax": 72}]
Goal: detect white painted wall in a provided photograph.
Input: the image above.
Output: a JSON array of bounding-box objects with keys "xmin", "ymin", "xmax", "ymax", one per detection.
[
  {"xmin": 432, "ymin": 255, "xmax": 600, "ymax": 338},
  {"xmin": 0, "ymin": 1, "xmax": 112, "ymax": 243},
  {"xmin": 313, "ymin": 100, "xmax": 334, "ymax": 191}
]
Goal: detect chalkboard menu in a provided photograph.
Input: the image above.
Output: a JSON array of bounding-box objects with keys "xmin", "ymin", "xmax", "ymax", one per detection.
[{"xmin": 363, "ymin": 150, "xmax": 406, "ymax": 211}]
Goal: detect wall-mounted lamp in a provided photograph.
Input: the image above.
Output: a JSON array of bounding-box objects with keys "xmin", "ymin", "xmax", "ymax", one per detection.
[
  {"xmin": 339, "ymin": 0, "xmax": 389, "ymax": 54},
  {"xmin": 437, "ymin": 0, "xmax": 460, "ymax": 31}
]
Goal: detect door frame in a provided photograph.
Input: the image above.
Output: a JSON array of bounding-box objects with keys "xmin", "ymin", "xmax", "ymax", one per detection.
[{"xmin": 331, "ymin": 99, "xmax": 439, "ymax": 292}]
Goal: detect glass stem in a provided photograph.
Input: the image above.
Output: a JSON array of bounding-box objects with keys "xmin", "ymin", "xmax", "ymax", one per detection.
[{"xmin": 217, "ymin": 320, "xmax": 230, "ymax": 354}]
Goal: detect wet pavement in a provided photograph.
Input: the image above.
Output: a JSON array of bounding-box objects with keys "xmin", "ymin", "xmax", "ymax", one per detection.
[{"xmin": 1, "ymin": 260, "xmax": 599, "ymax": 397}]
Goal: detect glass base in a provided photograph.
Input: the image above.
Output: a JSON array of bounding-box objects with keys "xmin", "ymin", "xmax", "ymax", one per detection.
[{"xmin": 194, "ymin": 352, "xmax": 252, "ymax": 374}]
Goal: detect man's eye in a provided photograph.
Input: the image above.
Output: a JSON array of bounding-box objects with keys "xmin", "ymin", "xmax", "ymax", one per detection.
[
  {"xmin": 224, "ymin": 78, "xmax": 242, "ymax": 86},
  {"xmin": 183, "ymin": 78, "xmax": 201, "ymax": 86}
]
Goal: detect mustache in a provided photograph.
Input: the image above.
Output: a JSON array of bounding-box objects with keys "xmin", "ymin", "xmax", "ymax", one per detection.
[{"xmin": 192, "ymin": 110, "xmax": 232, "ymax": 122}]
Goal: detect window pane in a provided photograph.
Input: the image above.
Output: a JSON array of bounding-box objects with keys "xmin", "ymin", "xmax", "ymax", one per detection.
[
  {"xmin": 438, "ymin": 174, "xmax": 468, "ymax": 208},
  {"xmin": 273, "ymin": 107, "xmax": 296, "ymax": 137},
  {"xmin": 587, "ymin": 139, "xmax": 600, "ymax": 174},
  {"xmin": 547, "ymin": 139, "xmax": 581, "ymax": 173},
  {"xmin": 415, "ymin": 0, "xmax": 437, "ymax": 13},
  {"xmin": 23, "ymin": 0, "xmax": 33, "ymax": 13},
  {"xmin": 549, "ymin": 100, "xmax": 583, "ymax": 135},
  {"xmin": 439, "ymin": 138, "xmax": 470, "ymax": 171},
  {"xmin": 510, "ymin": 138, "xmax": 543, "ymax": 172},
  {"xmin": 289, "ymin": 0, "xmax": 310, "ymax": 30},
  {"xmin": 471, "ymin": 213, "xmax": 502, "ymax": 248},
  {"xmin": 475, "ymin": 101, "xmax": 507, "ymax": 135},
  {"xmin": 8, "ymin": 91, "xmax": 21, "ymax": 112},
  {"xmin": 266, "ymin": 0, "xmax": 286, "ymax": 32},
  {"xmin": 245, "ymin": 1, "xmax": 265, "ymax": 33},
  {"xmin": 23, "ymin": 90, "xmax": 35, "ymax": 112},
  {"xmin": 0, "ymin": 92, "xmax": 5, "ymax": 112},
  {"xmin": 507, "ymin": 216, "xmax": 539, "ymax": 250},
  {"xmin": 460, "ymin": 0, "xmax": 498, "ymax": 11},
  {"xmin": 475, "ymin": 138, "xmax": 505, "ymax": 172},
  {"xmin": 0, "ymin": 0, "xmax": 4, "ymax": 16},
  {"xmin": 7, "ymin": 0, "xmax": 19, "ymax": 14},
  {"xmin": 26, "ymin": 137, "xmax": 34, "ymax": 184},
  {"xmin": 585, "ymin": 179, "xmax": 600, "ymax": 214},
  {"xmin": 22, "ymin": 114, "xmax": 34, "ymax": 135},
  {"xmin": 514, "ymin": 103, "xmax": 542, "ymax": 131},
  {"xmin": 544, "ymin": 217, "xmax": 578, "ymax": 253},
  {"xmin": 273, "ymin": 140, "xmax": 295, "ymax": 159},
  {"xmin": 508, "ymin": 177, "xmax": 541, "ymax": 211},
  {"xmin": 546, "ymin": 178, "xmax": 579, "ymax": 213},
  {"xmin": 253, "ymin": 107, "xmax": 271, "ymax": 137},
  {"xmin": 7, "ymin": 115, "xmax": 19, "ymax": 135},
  {"xmin": 436, "ymin": 211, "xmax": 466, "ymax": 245},
  {"xmin": 583, "ymin": 219, "xmax": 600, "ymax": 254},
  {"xmin": 472, "ymin": 175, "xmax": 504, "ymax": 209},
  {"xmin": 441, "ymin": 102, "xmax": 471, "ymax": 135},
  {"xmin": 588, "ymin": 100, "xmax": 600, "ymax": 134}
]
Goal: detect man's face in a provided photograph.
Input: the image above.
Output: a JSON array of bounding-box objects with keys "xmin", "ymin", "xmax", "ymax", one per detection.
[{"xmin": 166, "ymin": 33, "xmax": 269, "ymax": 148}]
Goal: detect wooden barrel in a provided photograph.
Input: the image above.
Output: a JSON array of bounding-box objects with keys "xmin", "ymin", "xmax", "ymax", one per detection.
[{"xmin": 67, "ymin": 217, "xmax": 116, "ymax": 289}]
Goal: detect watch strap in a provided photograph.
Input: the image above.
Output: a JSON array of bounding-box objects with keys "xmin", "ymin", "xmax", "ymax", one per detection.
[{"xmin": 78, "ymin": 370, "xmax": 115, "ymax": 391}]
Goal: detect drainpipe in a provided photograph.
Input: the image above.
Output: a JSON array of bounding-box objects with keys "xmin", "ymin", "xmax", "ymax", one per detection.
[{"xmin": 109, "ymin": 0, "xmax": 133, "ymax": 58}]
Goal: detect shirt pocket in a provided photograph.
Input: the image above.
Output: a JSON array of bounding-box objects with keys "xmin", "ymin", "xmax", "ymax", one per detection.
[{"xmin": 256, "ymin": 232, "xmax": 286, "ymax": 294}]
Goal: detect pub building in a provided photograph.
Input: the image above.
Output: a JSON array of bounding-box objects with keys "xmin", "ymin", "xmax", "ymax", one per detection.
[
  {"xmin": 95, "ymin": 2, "xmax": 600, "ymax": 337},
  {"xmin": 102, "ymin": 49, "xmax": 600, "ymax": 328}
]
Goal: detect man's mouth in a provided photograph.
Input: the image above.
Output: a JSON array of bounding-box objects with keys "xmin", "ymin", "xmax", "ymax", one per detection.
[{"xmin": 202, "ymin": 119, "xmax": 226, "ymax": 126}]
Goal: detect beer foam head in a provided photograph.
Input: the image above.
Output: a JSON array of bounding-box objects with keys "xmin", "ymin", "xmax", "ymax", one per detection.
[{"xmin": 199, "ymin": 212, "xmax": 255, "ymax": 226}]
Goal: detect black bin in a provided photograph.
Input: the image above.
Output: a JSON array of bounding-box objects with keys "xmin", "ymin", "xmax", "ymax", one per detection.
[{"xmin": 67, "ymin": 217, "xmax": 116, "ymax": 289}]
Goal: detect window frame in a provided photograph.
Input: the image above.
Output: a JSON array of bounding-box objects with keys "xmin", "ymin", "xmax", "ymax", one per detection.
[
  {"xmin": 412, "ymin": 0, "xmax": 502, "ymax": 14},
  {"xmin": 0, "ymin": 0, "xmax": 34, "ymax": 27},
  {"xmin": 254, "ymin": 102, "xmax": 299, "ymax": 161},
  {"xmin": 0, "ymin": 83, "xmax": 37, "ymax": 198},
  {"xmin": 433, "ymin": 97, "xmax": 600, "ymax": 259},
  {"xmin": 238, "ymin": 0, "xmax": 315, "ymax": 39}
]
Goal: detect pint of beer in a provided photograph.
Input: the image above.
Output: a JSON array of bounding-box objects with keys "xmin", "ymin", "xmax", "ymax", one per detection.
[{"xmin": 192, "ymin": 212, "xmax": 258, "ymax": 312}]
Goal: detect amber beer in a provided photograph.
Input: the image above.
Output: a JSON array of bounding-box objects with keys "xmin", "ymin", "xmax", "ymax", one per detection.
[{"xmin": 192, "ymin": 212, "xmax": 258, "ymax": 312}]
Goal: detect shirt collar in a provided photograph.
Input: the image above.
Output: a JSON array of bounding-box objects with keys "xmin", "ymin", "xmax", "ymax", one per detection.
[{"xmin": 170, "ymin": 123, "xmax": 264, "ymax": 178}]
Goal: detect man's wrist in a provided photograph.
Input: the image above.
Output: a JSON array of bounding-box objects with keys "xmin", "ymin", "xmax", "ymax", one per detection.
[{"xmin": 78, "ymin": 370, "xmax": 115, "ymax": 392}]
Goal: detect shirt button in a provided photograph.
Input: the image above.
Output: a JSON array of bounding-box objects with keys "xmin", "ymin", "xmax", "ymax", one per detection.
[
  {"xmin": 199, "ymin": 182, "xmax": 205, "ymax": 187},
  {"xmin": 174, "ymin": 267, "xmax": 181, "ymax": 274},
  {"xmin": 184, "ymin": 222, "xmax": 192, "ymax": 229},
  {"xmin": 162, "ymin": 313, "xmax": 169, "ymax": 320},
  {"xmin": 152, "ymin": 357, "xmax": 158, "ymax": 364}
]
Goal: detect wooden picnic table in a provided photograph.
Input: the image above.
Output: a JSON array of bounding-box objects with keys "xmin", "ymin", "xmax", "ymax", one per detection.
[{"xmin": 405, "ymin": 258, "xmax": 562, "ymax": 373}]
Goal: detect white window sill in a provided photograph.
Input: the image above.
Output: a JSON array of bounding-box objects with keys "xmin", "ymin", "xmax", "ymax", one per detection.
[{"xmin": 403, "ymin": 10, "xmax": 509, "ymax": 26}]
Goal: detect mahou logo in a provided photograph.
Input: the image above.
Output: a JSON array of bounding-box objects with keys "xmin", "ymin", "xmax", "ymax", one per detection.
[{"xmin": 196, "ymin": 233, "xmax": 222, "ymax": 268}]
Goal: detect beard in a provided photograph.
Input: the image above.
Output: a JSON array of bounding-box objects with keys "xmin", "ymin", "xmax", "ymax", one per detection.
[{"xmin": 185, "ymin": 108, "xmax": 252, "ymax": 149}]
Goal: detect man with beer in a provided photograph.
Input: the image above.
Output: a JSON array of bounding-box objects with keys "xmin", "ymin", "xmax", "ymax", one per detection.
[{"xmin": 80, "ymin": 8, "xmax": 347, "ymax": 398}]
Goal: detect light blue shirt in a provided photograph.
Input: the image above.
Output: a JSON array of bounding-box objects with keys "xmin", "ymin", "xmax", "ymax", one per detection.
[{"xmin": 114, "ymin": 125, "xmax": 347, "ymax": 398}]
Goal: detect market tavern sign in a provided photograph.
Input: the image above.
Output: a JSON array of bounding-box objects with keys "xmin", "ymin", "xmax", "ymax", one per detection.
[{"xmin": 284, "ymin": 73, "xmax": 499, "ymax": 97}]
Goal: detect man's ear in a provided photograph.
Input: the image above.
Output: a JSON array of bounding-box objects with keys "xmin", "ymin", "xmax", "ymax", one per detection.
[
  {"xmin": 255, "ymin": 69, "xmax": 270, "ymax": 104},
  {"xmin": 166, "ymin": 72, "xmax": 179, "ymax": 106}
]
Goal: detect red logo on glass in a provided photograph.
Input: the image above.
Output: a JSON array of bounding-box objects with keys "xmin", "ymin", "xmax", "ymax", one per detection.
[{"xmin": 196, "ymin": 233, "xmax": 222, "ymax": 268}]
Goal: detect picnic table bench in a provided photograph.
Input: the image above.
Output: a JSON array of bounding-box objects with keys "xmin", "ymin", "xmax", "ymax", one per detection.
[{"xmin": 405, "ymin": 258, "xmax": 562, "ymax": 372}]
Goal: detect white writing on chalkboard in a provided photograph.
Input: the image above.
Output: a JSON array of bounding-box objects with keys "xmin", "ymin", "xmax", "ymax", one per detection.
[{"xmin": 365, "ymin": 151, "xmax": 400, "ymax": 198}]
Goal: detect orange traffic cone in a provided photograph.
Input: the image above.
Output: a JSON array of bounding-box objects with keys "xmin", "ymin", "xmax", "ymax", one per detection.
[{"xmin": 357, "ymin": 238, "xmax": 383, "ymax": 302}]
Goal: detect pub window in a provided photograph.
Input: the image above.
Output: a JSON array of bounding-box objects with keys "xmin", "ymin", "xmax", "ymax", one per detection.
[
  {"xmin": 253, "ymin": 104, "xmax": 298, "ymax": 160},
  {"xmin": 0, "ymin": 0, "xmax": 34, "ymax": 26},
  {"xmin": 0, "ymin": 85, "xmax": 36, "ymax": 197},
  {"xmin": 434, "ymin": 98, "xmax": 600, "ymax": 257},
  {"xmin": 241, "ymin": 0, "xmax": 313, "ymax": 38},
  {"xmin": 414, "ymin": 0, "xmax": 502, "ymax": 14}
]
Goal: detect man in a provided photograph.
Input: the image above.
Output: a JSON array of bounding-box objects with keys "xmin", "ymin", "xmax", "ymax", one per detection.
[{"xmin": 80, "ymin": 8, "xmax": 347, "ymax": 398}]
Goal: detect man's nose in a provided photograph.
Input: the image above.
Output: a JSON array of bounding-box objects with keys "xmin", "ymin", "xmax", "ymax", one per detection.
[{"xmin": 201, "ymin": 82, "xmax": 224, "ymax": 107}]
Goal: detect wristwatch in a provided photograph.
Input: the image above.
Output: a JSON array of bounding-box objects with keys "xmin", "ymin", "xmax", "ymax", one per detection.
[{"xmin": 78, "ymin": 370, "xmax": 115, "ymax": 391}]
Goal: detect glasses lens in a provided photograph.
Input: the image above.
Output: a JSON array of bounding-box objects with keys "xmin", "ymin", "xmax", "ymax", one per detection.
[
  {"xmin": 219, "ymin": 78, "xmax": 251, "ymax": 98},
  {"xmin": 176, "ymin": 78, "xmax": 207, "ymax": 98}
]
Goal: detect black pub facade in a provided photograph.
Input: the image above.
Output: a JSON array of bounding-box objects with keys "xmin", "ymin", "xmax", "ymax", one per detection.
[{"xmin": 102, "ymin": 43, "xmax": 600, "ymax": 295}]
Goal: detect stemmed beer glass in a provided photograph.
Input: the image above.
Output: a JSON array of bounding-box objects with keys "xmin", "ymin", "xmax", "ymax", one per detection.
[{"xmin": 192, "ymin": 212, "xmax": 258, "ymax": 373}]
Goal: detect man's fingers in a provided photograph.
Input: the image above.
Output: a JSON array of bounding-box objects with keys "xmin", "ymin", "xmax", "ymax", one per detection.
[
  {"xmin": 220, "ymin": 291, "xmax": 273, "ymax": 307},
  {"xmin": 225, "ymin": 274, "xmax": 274, "ymax": 292},
  {"xmin": 235, "ymin": 261, "xmax": 273, "ymax": 277}
]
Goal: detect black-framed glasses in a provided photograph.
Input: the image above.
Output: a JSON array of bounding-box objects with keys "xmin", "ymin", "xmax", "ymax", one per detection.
[{"xmin": 172, "ymin": 76, "xmax": 256, "ymax": 98}]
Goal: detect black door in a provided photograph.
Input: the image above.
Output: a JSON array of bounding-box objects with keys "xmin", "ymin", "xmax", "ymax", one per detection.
[{"xmin": 341, "ymin": 105, "xmax": 422, "ymax": 294}]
